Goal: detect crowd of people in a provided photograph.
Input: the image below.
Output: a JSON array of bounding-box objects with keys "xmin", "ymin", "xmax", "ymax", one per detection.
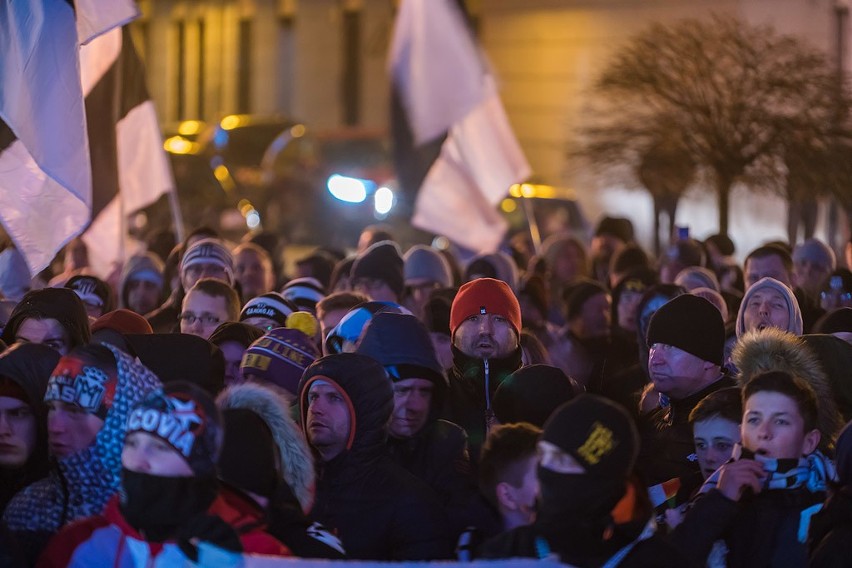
[{"xmin": 2, "ymin": 216, "xmax": 852, "ymax": 566}]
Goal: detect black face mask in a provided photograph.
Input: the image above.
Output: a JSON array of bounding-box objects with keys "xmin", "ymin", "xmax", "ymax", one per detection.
[
  {"xmin": 119, "ymin": 468, "xmax": 218, "ymax": 542},
  {"xmin": 535, "ymin": 466, "xmax": 627, "ymax": 533}
]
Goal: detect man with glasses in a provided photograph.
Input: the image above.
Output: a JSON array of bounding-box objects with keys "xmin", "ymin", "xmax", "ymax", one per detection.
[{"xmin": 179, "ymin": 279, "xmax": 240, "ymax": 340}]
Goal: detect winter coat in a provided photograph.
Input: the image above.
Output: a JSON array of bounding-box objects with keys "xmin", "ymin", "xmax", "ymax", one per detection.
[
  {"xmin": 443, "ymin": 346, "xmax": 523, "ymax": 466},
  {"xmin": 809, "ymin": 487, "xmax": 852, "ymax": 567},
  {"xmin": 216, "ymin": 381, "xmax": 314, "ymax": 513},
  {"xmin": 299, "ymin": 354, "xmax": 453, "ymax": 561},
  {"xmin": 670, "ymin": 484, "xmax": 826, "ymax": 567},
  {"xmin": 733, "ymin": 328, "xmax": 844, "ymax": 451},
  {"xmin": 0, "ymin": 344, "xmax": 61, "ymax": 512},
  {"xmin": 636, "ymin": 375, "xmax": 736, "ymax": 489},
  {"xmin": 3, "ymin": 344, "xmax": 161, "ymax": 563},
  {"xmin": 479, "ymin": 478, "xmax": 688, "ymax": 567},
  {"xmin": 37, "ymin": 495, "xmax": 288, "ymax": 567}
]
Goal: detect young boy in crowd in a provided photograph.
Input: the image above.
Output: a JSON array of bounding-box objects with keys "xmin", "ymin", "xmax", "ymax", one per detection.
[{"xmin": 670, "ymin": 371, "xmax": 834, "ymax": 567}]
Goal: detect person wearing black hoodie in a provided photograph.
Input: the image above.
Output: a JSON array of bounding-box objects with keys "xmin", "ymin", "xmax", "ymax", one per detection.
[
  {"xmin": 356, "ymin": 312, "xmax": 496, "ymax": 538},
  {"xmin": 479, "ymin": 394, "xmax": 686, "ymax": 566},
  {"xmin": 298, "ymin": 353, "xmax": 452, "ymax": 560},
  {"xmin": 443, "ymin": 278, "xmax": 523, "ymax": 467},
  {"xmin": 0, "ymin": 343, "xmax": 61, "ymax": 513},
  {"xmin": 809, "ymin": 420, "xmax": 852, "ymax": 566},
  {"xmin": 1, "ymin": 288, "xmax": 90, "ymax": 356}
]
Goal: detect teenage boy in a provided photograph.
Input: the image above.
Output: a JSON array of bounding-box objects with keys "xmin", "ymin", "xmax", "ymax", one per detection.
[
  {"xmin": 39, "ymin": 382, "xmax": 290, "ymax": 565},
  {"xmin": 690, "ymin": 387, "xmax": 743, "ymax": 481},
  {"xmin": 670, "ymin": 371, "xmax": 834, "ymax": 567}
]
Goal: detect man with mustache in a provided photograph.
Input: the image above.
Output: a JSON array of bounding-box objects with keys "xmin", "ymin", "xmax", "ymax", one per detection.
[{"xmin": 443, "ymin": 278, "xmax": 523, "ymax": 469}]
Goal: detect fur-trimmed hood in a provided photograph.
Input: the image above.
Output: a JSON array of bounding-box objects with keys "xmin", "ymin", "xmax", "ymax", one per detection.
[
  {"xmin": 216, "ymin": 381, "xmax": 315, "ymax": 514},
  {"xmin": 733, "ymin": 328, "xmax": 843, "ymax": 450}
]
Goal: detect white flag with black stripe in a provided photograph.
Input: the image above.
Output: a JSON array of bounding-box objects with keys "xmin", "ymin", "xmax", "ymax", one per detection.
[{"xmin": 389, "ymin": 0, "xmax": 531, "ymax": 253}]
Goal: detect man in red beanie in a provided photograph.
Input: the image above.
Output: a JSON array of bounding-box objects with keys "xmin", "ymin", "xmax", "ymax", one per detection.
[{"xmin": 443, "ymin": 278, "xmax": 523, "ymax": 469}]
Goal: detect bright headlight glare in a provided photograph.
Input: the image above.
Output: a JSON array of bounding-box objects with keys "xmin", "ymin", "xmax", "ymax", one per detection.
[{"xmin": 327, "ymin": 174, "xmax": 368, "ymax": 203}]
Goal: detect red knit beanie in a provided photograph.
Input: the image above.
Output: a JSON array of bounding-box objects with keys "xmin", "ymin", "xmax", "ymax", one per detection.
[{"xmin": 450, "ymin": 278, "xmax": 521, "ymax": 337}]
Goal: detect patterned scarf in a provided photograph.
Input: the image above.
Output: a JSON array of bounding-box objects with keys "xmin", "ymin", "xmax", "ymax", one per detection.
[{"xmin": 700, "ymin": 444, "xmax": 836, "ymax": 495}]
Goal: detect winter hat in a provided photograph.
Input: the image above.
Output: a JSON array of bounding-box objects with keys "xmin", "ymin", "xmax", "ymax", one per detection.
[
  {"xmin": 91, "ymin": 309, "xmax": 154, "ymax": 336},
  {"xmin": 793, "ymin": 238, "xmax": 836, "ymax": 271},
  {"xmin": 124, "ymin": 333, "xmax": 225, "ymax": 396},
  {"xmin": 674, "ymin": 266, "xmax": 719, "ymax": 292},
  {"xmin": 325, "ymin": 301, "xmax": 411, "ymax": 354},
  {"xmin": 295, "ymin": 251, "xmax": 337, "ymax": 289},
  {"xmin": 562, "ymin": 278, "xmax": 608, "ymax": 322},
  {"xmin": 664, "ymin": 238, "xmax": 706, "ymax": 268},
  {"xmin": 0, "ymin": 342, "xmax": 61, "ymax": 409},
  {"xmin": 208, "ymin": 322, "xmax": 264, "ymax": 350},
  {"xmin": 219, "ymin": 408, "xmax": 278, "ymax": 497},
  {"xmin": 813, "ymin": 307, "xmax": 852, "ymax": 335},
  {"xmin": 705, "ymin": 233, "xmax": 735, "ymax": 257},
  {"xmin": 450, "ymin": 278, "xmax": 521, "ymax": 338},
  {"xmin": 180, "ymin": 238, "xmax": 235, "ymax": 285},
  {"xmin": 493, "ymin": 364, "xmax": 576, "ymax": 428},
  {"xmin": 45, "ymin": 344, "xmax": 119, "ymax": 421},
  {"xmin": 404, "ymin": 245, "xmax": 452, "ymax": 288},
  {"xmin": 464, "ymin": 252, "xmax": 519, "ymax": 292},
  {"xmin": 1, "ymin": 287, "xmax": 91, "ymax": 348},
  {"xmin": 647, "ymin": 294, "xmax": 725, "ymax": 365},
  {"xmin": 735, "ymin": 277, "xmax": 803, "ymax": 338},
  {"xmin": 241, "ymin": 327, "xmax": 320, "ymax": 396},
  {"xmin": 66, "ymin": 274, "xmax": 114, "ymax": 313},
  {"xmin": 281, "ymin": 277, "xmax": 326, "ymax": 313},
  {"xmin": 594, "ymin": 216, "xmax": 634, "ymax": 243},
  {"xmin": 351, "ymin": 241, "xmax": 405, "ymax": 298},
  {"xmin": 240, "ymin": 292, "xmax": 297, "ymax": 328},
  {"xmin": 356, "ymin": 312, "xmax": 444, "ymax": 386},
  {"xmin": 126, "ymin": 381, "xmax": 223, "ymax": 476},
  {"xmin": 801, "ymin": 334, "xmax": 852, "ymax": 423},
  {"xmin": 423, "ymin": 290, "xmax": 454, "ymax": 336},
  {"xmin": 542, "ymin": 394, "xmax": 639, "ymax": 479},
  {"xmin": 121, "ymin": 252, "xmax": 165, "ymax": 288}
]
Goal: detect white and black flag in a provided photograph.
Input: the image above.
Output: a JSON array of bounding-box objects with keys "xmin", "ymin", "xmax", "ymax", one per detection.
[
  {"xmin": 0, "ymin": 0, "xmax": 172, "ymax": 277},
  {"xmin": 389, "ymin": 0, "xmax": 531, "ymax": 253}
]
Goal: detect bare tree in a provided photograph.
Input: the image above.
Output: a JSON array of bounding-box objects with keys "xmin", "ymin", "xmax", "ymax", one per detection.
[{"xmin": 577, "ymin": 16, "xmax": 841, "ymax": 235}]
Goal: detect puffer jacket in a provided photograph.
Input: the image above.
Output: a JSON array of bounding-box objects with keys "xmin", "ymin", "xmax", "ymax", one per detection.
[
  {"xmin": 216, "ymin": 381, "xmax": 314, "ymax": 514},
  {"xmin": 3, "ymin": 344, "xmax": 161, "ymax": 563},
  {"xmin": 733, "ymin": 328, "xmax": 843, "ymax": 451},
  {"xmin": 298, "ymin": 353, "xmax": 452, "ymax": 561}
]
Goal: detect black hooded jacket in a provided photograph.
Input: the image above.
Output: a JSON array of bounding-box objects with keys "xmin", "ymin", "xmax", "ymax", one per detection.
[
  {"xmin": 443, "ymin": 346, "xmax": 523, "ymax": 467},
  {"xmin": 1, "ymin": 288, "xmax": 90, "ymax": 349},
  {"xmin": 356, "ymin": 313, "xmax": 492, "ymax": 539},
  {"xmin": 0, "ymin": 344, "xmax": 61, "ymax": 512},
  {"xmin": 298, "ymin": 354, "xmax": 452, "ymax": 561}
]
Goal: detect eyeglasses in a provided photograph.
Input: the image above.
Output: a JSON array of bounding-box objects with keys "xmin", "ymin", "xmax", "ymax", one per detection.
[{"xmin": 178, "ymin": 312, "xmax": 222, "ymax": 326}]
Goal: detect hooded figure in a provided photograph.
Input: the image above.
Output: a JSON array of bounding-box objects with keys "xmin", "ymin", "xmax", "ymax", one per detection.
[
  {"xmin": 216, "ymin": 381, "xmax": 345, "ymax": 559},
  {"xmin": 733, "ymin": 328, "xmax": 844, "ymax": 452},
  {"xmin": 356, "ymin": 313, "xmax": 491, "ymax": 537},
  {"xmin": 298, "ymin": 353, "xmax": 452, "ymax": 560},
  {"xmin": 735, "ymin": 276, "xmax": 804, "ymax": 338},
  {"xmin": 3, "ymin": 343, "xmax": 161, "ymax": 563},
  {"xmin": 0, "ymin": 344, "xmax": 61, "ymax": 511},
  {"xmin": 118, "ymin": 252, "xmax": 166, "ymax": 316},
  {"xmin": 1, "ymin": 288, "xmax": 91, "ymax": 353},
  {"xmin": 480, "ymin": 395, "xmax": 686, "ymax": 566}
]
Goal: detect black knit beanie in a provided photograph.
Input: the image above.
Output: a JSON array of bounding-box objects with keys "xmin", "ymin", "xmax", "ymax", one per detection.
[
  {"xmin": 562, "ymin": 278, "xmax": 608, "ymax": 321},
  {"xmin": 646, "ymin": 294, "xmax": 725, "ymax": 365},
  {"xmin": 493, "ymin": 364, "xmax": 575, "ymax": 428},
  {"xmin": 351, "ymin": 241, "xmax": 405, "ymax": 298},
  {"xmin": 542, "ymin": 394, "xmax": 639, "ymax": 479}
]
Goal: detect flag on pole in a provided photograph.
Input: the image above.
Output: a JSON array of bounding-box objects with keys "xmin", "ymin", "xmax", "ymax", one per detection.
[
  {"xmin": 80, "ymin": 27, "xmax": 175, "ymax": 277},
  {"xmin": 389, "ymin": 0, "xmax": 531, "ymax": 253},
  {"xmin": 0, "ymin": 0, "xmax": 92, "ymax": 277},
  {"xmin": 0, "ymin": 0, "xmax": 156, "ymax": 278}
]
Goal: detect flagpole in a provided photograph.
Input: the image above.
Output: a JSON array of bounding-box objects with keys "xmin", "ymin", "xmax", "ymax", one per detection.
[
  {"xmin": 521, "ymin": 195, "xmax": 542, "ymax": 255},
  {"xmin": 167, "ymin": 188, "xmax": 186, "ymax": 244}
]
